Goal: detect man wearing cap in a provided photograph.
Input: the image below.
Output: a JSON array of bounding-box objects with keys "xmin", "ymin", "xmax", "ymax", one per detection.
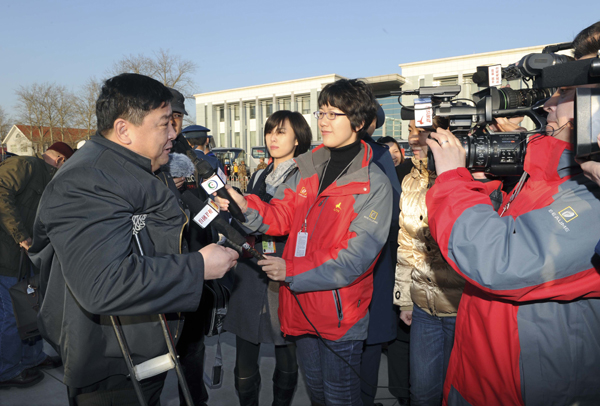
[
  {"xmin": 168, "ymin": 88, "xmax": 187, "ymax": 136},
  {"xmin": 0, "ymin": 142, "xmax": 73, "ymax": 389},
  {"xmin": 182, "ymin": 124, "xmax": 222, "ymax": 172}
]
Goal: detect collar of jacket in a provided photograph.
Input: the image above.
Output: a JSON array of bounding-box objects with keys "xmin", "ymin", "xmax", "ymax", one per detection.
[
  {"xmin": 89, "ymin": 133, "xmax": 154, "ymax": 174},
  {"xmin": 33, "ymin": 152, "xmax": 59, "ymax": 177},
  {"xmin": 295, "ymin": 139, "xmax": 373, "ymax": 197},
  {"xmin": 524, "ymin": 135, "xmax": 580, "ymax": 181}
]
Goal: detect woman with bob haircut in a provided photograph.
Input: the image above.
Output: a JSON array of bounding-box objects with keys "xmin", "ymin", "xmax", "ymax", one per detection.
[
  {"xmin": 217, "ymin": 79, "xmax": 393, "ymax": 406},
  {"xmin": 224, "ymin": 110, "xmax": 311, "ymax": 406}
]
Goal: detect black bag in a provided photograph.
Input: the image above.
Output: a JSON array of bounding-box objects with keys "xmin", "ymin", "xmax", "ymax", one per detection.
[
  {"xmin": 199, "ymin": 280, "xmax": 230, "ymax": 337},
  {"xmin": 9, "ymin": 249, "xmax": 42, "ymax": 340}
]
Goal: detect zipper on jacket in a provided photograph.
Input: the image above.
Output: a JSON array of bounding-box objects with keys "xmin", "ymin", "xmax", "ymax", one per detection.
[
  {"xmin": 332, "ymin": 289, "xmax": 343, "ymax": 328},
  {"xmin": 309, "ymin": 197, "xmax": 328, "ymax": 240}
]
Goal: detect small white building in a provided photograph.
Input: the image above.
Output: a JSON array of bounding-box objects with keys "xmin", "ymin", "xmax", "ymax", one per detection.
[{"xmin": 1, "ymin": 125, "xmax": 90, "ymax": 155}]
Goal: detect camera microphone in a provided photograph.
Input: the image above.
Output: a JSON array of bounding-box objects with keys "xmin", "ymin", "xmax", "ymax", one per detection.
[{"xmin": 183, "ymin": 150, "xmax": 246, "ymax": 223}]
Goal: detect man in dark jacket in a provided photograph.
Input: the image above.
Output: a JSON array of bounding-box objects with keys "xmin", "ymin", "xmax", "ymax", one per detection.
[
  {"xmin": 28, "ymin": 73, "xmax": 238, "ymax": 405},
  {"xmin": 0, "ymin": 142, "xmax": 73, "ymax": 389}
]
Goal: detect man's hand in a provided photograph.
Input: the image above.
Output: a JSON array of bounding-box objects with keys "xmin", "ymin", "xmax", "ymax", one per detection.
[
  {"xmin": 490, "ymin": 116, "xmax": 526, "ymax": 133},
  {"xmin": 400, "ymin": 310, "xmax": 413, "ymax": 326},
  {"xmin": 425, "ymin": 128, "xmax": 466, "ymax": 175},
  {"xmin": 213, "ymin": 185, "xmax": 248, "ymax": 214},
  {"xmin": 200, "ymin": 243, "xmax": 239, "ymax": 280},
  {"xmin": 19, "ymin": 237, "xmax": 32, "ymax": 251},
  {"xmin": 258, "ymin": 256, "xmax": 286, "ymax": 281},
  {"xmin": 173, "ymin": 176, "xmax": 185, "ymax": 190}
]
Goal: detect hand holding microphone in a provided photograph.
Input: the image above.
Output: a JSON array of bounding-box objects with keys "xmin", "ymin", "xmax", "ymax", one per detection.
[
  {"xmin": 184, "ymin": 151, "xmax": 247, "ymax": 222},
  {"xmin": 213, "ymin": 185, "xmax": 248, "ymax": 214}
]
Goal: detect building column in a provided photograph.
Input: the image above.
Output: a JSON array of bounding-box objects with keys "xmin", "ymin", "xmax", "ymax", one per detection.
[
  {"xmin": 206, "ymin": 102, "xmax": 214, "ymax": 137},
  {"xmin": 310, "ymin": 88, "xmax": 319, "ymax": 141},
  {"xmin": 272, "ymin": 94, "xmax": 277, "ymax": 112},
  {"xmin": 245, "ymin": 102, "xmax": 252, "ymax": 148},
  {"xmin": 196, "ymin": 102, "xmax": 206, "ymax": 127},
  {"xmin": 290, "ymin": 92, "xmax": 295, "ymax": 112},
  {"xmin": 224, "ymin": 101, "xmax": 230, "ymax": 148},
  {"xmin": 239, "ymin": 99, "xmax": 246, "ymax": 151},
  {"xmin": 256, "ymin": 97, "xmax": 263, "ymax": 146}
]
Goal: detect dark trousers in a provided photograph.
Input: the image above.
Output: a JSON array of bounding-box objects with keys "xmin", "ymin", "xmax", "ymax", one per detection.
[
  {"xmin": 235, "ymin": 335, "xmax": 297, "ymax": 377},
  {"xmin": 69, "ymin": 373, "xmax": 166, "ymax": 406},
  {"xmin": 360, "ymin": 343, "xmax": 383, "ymax": 406},
  {"xmin": 387, "ymin": 317, "xmax": 411, "ymax": 401},
  {"xmin": 176, "ymin": 310, "xmax": 209, "ymax": 406}
]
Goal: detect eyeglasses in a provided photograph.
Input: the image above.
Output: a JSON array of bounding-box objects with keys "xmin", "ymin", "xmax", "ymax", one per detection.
[
  {"xmin": 313, "ymin": 111, "xmax": 347, "ymax": 120},
  {"xmin": 172, "ymin": 113, "xmax": 184, "ymax": 119}
]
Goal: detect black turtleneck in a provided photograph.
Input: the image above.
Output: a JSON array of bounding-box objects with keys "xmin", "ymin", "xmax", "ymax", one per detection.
[{"xmin": 318, "ymin": 139, "xmax": 362, "ymax": 194}]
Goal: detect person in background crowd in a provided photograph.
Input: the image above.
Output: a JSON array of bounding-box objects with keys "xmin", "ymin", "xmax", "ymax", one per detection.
[
  {"xmin": 217, "ymin": 79, "xmax": 393, "ymax": 406},
  {"xmin": 425, "ymin": 22, "xmax": 600, "ymax": 405},
  {"xmin": 28, "ymin": 73, "xmax": 237, "ymax": 405},
  {"xmin": 239, "ymin": 160, "xmax": 248, "ymax": 191},
  {"xmin": 233, "ymin": 161, "xmax": 239, "ymax": 181},
  {"xmin": 360, "ymin": 104, "xmax": 403, "ymax": 406},
  {"xmin": 377, "ymin": 136, "xmax": 404, "ymax": 167},
  {"xmin": 256, "ymin": 157, "xmax": 268, "ymax": 172},
  {"xmin": 0, "ymin": 142, "xmax": 73, "ymax": 389},
  {"xmin": 168, "ymin": 88, "xmax": 186, "ymax": 136},
  {"xmin": 224, "ymin": 110, "xmax": 311, "ymax": 406},
  {"xmin": 182, "ymin": 125, "xmax": 222, "ymax": 172},
  {"xmin": 395, "ymin": 117, "xmax": 465, "ymax": 406},
  {"xmin": 378, "ymin": 136, "xmax": 413, "ymax": 182}
]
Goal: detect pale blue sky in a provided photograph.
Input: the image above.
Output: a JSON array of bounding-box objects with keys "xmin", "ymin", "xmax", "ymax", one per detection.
[{"xmin": 1, "ymin": 0, "xmax": 599, "ymax": 119}]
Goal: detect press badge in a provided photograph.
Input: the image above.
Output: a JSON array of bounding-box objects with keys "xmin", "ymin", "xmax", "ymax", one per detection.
[
  {"xmin": 262, "ymin": 235, "xmax": 276, "ymax": 254},
  {"xmin": 295, "ymin": 231, "xmax": 308, "ymax": 257}
]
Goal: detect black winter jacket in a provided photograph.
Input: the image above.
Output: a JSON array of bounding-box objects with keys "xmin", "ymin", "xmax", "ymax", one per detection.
[{"xmin": 29, "ymin": 135, "xmax": 204, "ymax": 388}]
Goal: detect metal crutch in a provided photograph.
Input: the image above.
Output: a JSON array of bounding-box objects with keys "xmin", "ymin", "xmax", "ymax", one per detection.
[{"xmin": 109, "ymin": 215, "xmax": 195, "ymax": 406}]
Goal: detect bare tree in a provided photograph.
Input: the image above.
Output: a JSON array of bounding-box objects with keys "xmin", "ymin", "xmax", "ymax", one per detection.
[
  {"xmin": 108, "ymin": 49, "xmax": 198, "ymax": 96},
  {"xmin": 0, "ymin": 106, "xmax": 12, "ymax": 143},
  {"xmin": 73, "ymin": 77, "xmax": 101, "ymax": 139},
  {"xmin": 54, "ymin": 85, "xmax": 76, "ymax": 143},
  {"xmin": 15, "ymin": 84, "xmax": 45, "ymax": 147}
]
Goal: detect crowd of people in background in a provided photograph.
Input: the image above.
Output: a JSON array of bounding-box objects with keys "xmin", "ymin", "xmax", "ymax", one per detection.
[{"xmin": 1, "ymin": 20, "xmax": 600, "ymax": 406}]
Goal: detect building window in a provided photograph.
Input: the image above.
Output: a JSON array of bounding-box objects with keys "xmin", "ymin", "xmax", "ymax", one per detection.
[
  {"xmin": 234, "ymin": 132, "xmax": 241, "ymax": 148},
  {"xmin": 296, "ymin": 95, "xmax": 310, "ymax": 114},
  {"xmin": 246, "ymin": 102, "xmax": 256, "ymax": 119},
  {"xmin": 219, "ymin": 107, "xmax": 224, "ymax": 123},
  {"xmin": 234, "ymin": 104, "xmax": 240, "ymax": 120},
  {"xmin": 278, "ymin": 98, "xmax": 290, "ymax": 111},
  {"xmin": 265, "ymin": 101, "xmax": 273, "ymax": 116}
]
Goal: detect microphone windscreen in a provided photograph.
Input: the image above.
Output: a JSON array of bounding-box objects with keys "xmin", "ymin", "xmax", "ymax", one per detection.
[{"xmin": 539, "ymin": 58, "xmax": 600, "ymax": 88}]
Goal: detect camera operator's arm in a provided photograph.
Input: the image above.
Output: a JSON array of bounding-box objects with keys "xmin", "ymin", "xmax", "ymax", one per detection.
[{"xmin": 426, "ymin": 142, "xmax": 600, "ymax": 302}]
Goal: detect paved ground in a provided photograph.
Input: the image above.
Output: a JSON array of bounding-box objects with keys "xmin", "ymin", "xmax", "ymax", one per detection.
[{"xmin": 1, "ymin": 333, "xmax": 400, "ymax": 406}]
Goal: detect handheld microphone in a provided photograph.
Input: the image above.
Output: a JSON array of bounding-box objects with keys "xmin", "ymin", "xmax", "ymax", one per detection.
[
  {"xmin": 184, "ymin": 150, "xmax": 246, "ymax": 223},
  {"xmin": 180, "ymin": 191, "xmax": 265, "ymax": 260}
]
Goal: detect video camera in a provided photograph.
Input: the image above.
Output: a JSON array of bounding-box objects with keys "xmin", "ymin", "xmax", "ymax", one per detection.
[{"xmin": 397, "ymin": 47, "xmax": 600, "ymax": 176}]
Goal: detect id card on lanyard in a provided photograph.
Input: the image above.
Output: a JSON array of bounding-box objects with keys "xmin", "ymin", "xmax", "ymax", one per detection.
[
  {"xmin": 295, "ymin": 220, "xmax": 308, "ymax": 257},
  {"xmin": 262, "ymin": 235, "xmax": 276, "ymax": 254}
]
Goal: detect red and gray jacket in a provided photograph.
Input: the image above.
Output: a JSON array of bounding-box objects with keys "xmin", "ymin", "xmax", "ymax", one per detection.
[
  {"xmin": 427, "ymin": 136, "xmax": 600, "ymax": 406},
  {"xmin": 243, "ymin": 141, "xmax": 393, "ymax": 341}
]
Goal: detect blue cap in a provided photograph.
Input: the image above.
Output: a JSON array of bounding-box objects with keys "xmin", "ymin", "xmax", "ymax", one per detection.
[{"xmin": 181, "ymin": 125, "xmax": 211, "ymax": 138}]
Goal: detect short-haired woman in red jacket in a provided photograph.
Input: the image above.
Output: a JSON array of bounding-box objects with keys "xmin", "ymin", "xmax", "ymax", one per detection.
[{"xmin": 218, "ymin": 79, "xmax": 393, "ymax": 406}]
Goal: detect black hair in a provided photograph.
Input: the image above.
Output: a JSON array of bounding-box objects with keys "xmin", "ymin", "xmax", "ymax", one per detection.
[
  {"xmin": 264, "ymin": 110, "xmax": 312, "ymax": 157},
  {"xmin": 318, "ymin": 79, "xmax": 377, "ymax": 139},
  {"xmin": 573, "ymin": 21, "xmax": 600, "ymax": 60},
  {"xmin": 96, "ymin": 73, "xmax": 173, "ymax": 135},
  {"xmin": 377, "ymin": 136, "xmax": 400, "ymax": 150},
  {"xmin": 188, "ymin": 136, "xmax": 208, "ymax": 147},
  {"xmin": 432, "ymin": 116, "xmax": 450, "ymax": 131}
]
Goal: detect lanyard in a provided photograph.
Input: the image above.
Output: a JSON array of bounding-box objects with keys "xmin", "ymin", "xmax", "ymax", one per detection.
[{"xmin": 499, "ymin": 170, "xmax": 529, "ymax": 216}]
